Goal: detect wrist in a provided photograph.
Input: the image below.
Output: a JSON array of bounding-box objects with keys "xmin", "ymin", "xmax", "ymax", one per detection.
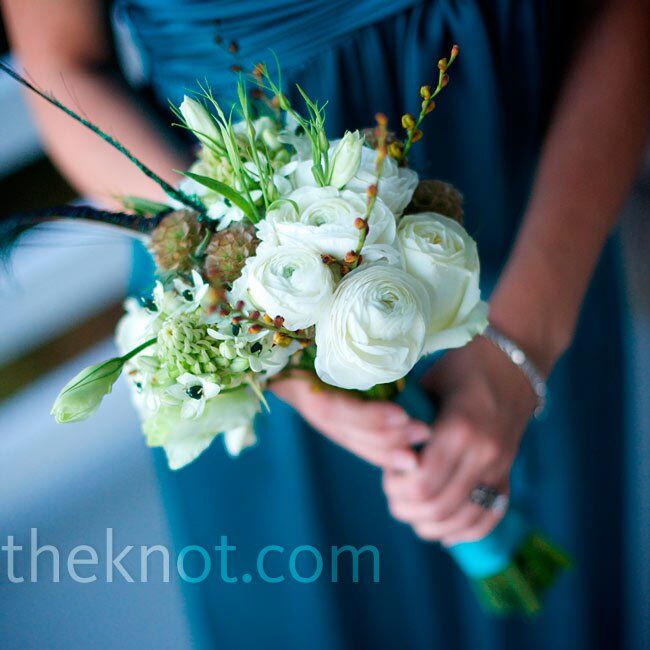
[
  {"xmin": 490, "ymin": 244, "xmax": 577, "ymax": 377},
  {"xmin": 482, "ymin": 324, "xmax": 548, "ymax": 417},
  {"xmin": 488, "ymin": 273, "xmax": 573, "ymax": 377}
]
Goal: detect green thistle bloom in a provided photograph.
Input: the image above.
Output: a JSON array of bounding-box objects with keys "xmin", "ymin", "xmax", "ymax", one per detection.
[{"xmin": 156, "ymin": 313, "xmax": 252, "ymax": 387}]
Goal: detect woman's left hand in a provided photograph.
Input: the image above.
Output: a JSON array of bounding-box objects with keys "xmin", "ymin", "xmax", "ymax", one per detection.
[{"xmin": 382, "ymin": 335, "xmax": 539, "ymax": 546}]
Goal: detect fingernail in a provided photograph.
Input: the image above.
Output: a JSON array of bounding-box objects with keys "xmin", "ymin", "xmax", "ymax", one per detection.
[{"xmin": 391, "ymin": 450, "xmax": 417, "ymax": 472}]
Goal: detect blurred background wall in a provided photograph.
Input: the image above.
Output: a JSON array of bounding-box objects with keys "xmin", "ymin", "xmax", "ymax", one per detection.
[
  {"xmin": 0, "ymin": 17, "xmax": 195, "ymax": 649},
  {"xmin": 0, "ymin": 10, "xmax": 648, "ymax": 650}
]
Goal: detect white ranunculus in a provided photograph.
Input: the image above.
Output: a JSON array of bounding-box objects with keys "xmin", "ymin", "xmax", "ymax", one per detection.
[
  {"xmin": 291, "ymin": 158, "xmax": 319, "ymax": 189},
  {"xmin": 345, "ymin": 146, "xmax": 418, "ymax": 216},
  {"xmin": 292, "ymin": 144, "xmax": 418, "ymax": 216},
  {"xmin": 314, "ymin": 264, "xmax": 430, "ymax": 390},
  {"xmin": 180, "ymin": 96, "xmax": 220, "ymax": 148},
  {"xmin": 279, "ymin": 114, "xmax": 312, "ymax": 160},
  {"xmin": 143, "ymin": 388, "xmax": 260, "ymax": 469},
  {"xmin": 357, "ymin": 243, "xmax": 404, "ymax": 267},
  {"xmin": 397, "ymin": 212, "xmax": 488, "ymax": 353},
  {"xmin": 257, "ymin": 186, "xmax": 397, "ymax": 259},
  {"xmin": 231, "ymin": 243, "xmax": 335, "ymax": 330},
  {"xmin": 328, "ymin": 130, "xmax": 363, "ymax": 188}
]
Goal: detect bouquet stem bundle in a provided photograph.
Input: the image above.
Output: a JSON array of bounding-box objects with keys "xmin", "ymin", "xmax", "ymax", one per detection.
[{"xmin": 473, "ymin": 533, "xmax": 571, "ymax": 614}]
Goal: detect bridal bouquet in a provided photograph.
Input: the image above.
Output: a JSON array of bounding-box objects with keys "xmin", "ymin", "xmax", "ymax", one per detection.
[{"xmin": 1, "ymin": 48, "xmax": 568, "ymax": 614}]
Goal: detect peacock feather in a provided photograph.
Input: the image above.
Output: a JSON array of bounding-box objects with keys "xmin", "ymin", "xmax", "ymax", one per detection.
[{"xmin": 0, "ymin": 204, "xmax": 172, "ymax": 263}]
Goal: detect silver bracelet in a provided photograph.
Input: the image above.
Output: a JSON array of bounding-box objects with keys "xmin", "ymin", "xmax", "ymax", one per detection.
[{"xmin": 482, "ymin": 324, "xmax": 547, "ymax": 418}]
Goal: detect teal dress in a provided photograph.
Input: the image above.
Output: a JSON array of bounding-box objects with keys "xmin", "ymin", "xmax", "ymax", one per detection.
[{"xmin": 116, "ymin": 1, "xmax": 626, "ymax": 648}]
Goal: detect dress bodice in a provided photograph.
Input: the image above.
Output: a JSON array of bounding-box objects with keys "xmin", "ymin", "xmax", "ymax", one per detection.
[{"xmin": 113, "ymin": 0, "xmax": 571, "ymax": 274}]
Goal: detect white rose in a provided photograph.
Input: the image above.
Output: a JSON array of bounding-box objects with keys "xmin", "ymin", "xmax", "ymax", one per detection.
[
  {"xmin": 292, "ymin": 145, "xmax": 418, "ymax": 216},
  {"xmin": 397, "ymin": 212, "xmax": 488, "ymax": 353},
  {"xmin": 257, "ymin": 186, "xmax": 397, "ymax": 259},
  {"xmin": 179, "ymin": 96, "xmax": 220, "ymax": 148},
  {"xmin": 345, "ymin": 146, "xmax": 418, "ymax": 216},
  {"xmin": 231, "ymin": 243, "xmax": 334, "ymax": 330},
  {"xmin": 314, "ymin": 264, "xmax": 430, "ymax": 390},
  {"xmin": 143, "ymin": 388, "xmax": 260, "ymax": 469},
  {"xmin": 328, "ymin": 130, "xmax": 363, "ymax": 188}
]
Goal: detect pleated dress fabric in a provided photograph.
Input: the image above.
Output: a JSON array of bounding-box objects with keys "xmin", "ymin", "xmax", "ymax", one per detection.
[{"xmin": 117, "ymin": 1, "xmax": 627, "ymax": 648}]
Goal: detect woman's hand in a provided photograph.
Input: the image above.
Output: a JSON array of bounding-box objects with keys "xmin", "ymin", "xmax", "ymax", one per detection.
[
  {"xmin": 382, "ymin": 336, "xmax": 538, "ymax": 546},
  {"xmin": 271, "ymin": 372, "xmax": 431, "ymax": 471}
]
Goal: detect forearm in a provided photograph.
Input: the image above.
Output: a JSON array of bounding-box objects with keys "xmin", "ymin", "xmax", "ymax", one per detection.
[
  {"xmin": 3, "ymin": 0, "xmax": 190, "ymax": 206},
  {"xmin": 24, "ymin": 66, "xmax": 191, "ymax": 205},
  {"xmin": 490, "ymin": 0, "xmax": 650, "ymax": 373}
]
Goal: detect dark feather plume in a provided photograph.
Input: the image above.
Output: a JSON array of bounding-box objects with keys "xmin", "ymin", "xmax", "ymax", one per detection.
[{"xmin": 0, "ymin": 205, "xmax": 170, "ymax": 263}]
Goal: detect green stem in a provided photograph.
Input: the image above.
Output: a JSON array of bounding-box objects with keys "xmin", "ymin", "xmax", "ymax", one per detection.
[
  {"xmin": 402, "ymin": 49, "xmax": 458, "ymax": 159},
  {"xmin": 121, "ymin": 337, "xmax": 157, "ymax": 362},
  {"xmin": 350, "ymin": 126, "xmax": 388, "ymax": 267}
]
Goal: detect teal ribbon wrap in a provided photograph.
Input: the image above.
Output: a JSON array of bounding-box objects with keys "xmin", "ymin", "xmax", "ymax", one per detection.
[{"xmin": 395, "ymin": 375, "xmax": 530, "ymax": 580}]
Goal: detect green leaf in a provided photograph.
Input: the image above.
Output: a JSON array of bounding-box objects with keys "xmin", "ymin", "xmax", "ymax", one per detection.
[
  {"xmin": 182, "ymin": 172, "xmax": 259, "ymax": 223},
  {"xmin": 120, "ymin": 196, "xmax": 170, "ymax": 216}
]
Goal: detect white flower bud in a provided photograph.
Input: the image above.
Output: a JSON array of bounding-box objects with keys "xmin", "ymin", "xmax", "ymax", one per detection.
[
  {"xmin": 51, "ymin": 358, "xmax": 124, "ymax": 423},
  {"xmin": 328, "ymin": 130, "xmax": 363, "ymax": 188},
  {"xmin": 179, "ymin": 95, "xmax": 220, "ymax": 148}
]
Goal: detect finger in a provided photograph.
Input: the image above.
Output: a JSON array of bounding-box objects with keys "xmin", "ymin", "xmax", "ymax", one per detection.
[
  {"xmin": 420, "ymin": 466, "xmax": 507, "ymax": 541},
  {"xmin": 441, "ymin": 481, "xmax": 510, "ymax": 546},
  {"xmin": 272, "ymin": 377, "xmax": 432, "ymax": 457},
  {"xmin": 441, "ymin": 508, "xmax": 504, "ymax": 546},
  {"xmin": 272, "ymin": 376, "xmax": 416, "ymax": 434},
  {"xmin": 414, "ymin": 423, "xmax": 506, "ymax": 524},
  {"xmin": 312, "ymin": 406, "xmax": 430, "ymax": 456},
  {"xmin": 342, "ymin": 438, "xmax": 419, "ymax": 471},
  {"xmin": 412, "ymin": 503, "xmax": 485, "ymax": 541},
  {"xmin": 314, "ymin": 393, "xmax": 412, "ymax": 433},
  {"xmin": 381, "ymin": 428, "xmax": 465, "ymax": 501},
  {"xmin": 339, "ymin": 419, "xmax": 431, "ymax": 449},
  {"xmin": 382, "ymin": 453, "xmax": 459, "ymax": 502},
  {"xmin": 320, "ymin": 420, "xmax": 422, "ymax": 470},
  {"xmin": 387, "ymin": 491, "xmax": 479, "ymax": 525}
]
